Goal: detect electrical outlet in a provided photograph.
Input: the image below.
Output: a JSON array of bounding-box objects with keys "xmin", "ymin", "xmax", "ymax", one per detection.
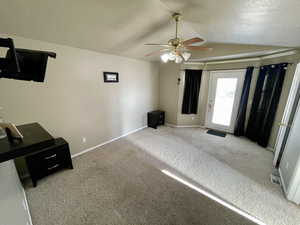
[{"xmin": 82, "ymin": 137, "xmax": 87, "ymax": 143}]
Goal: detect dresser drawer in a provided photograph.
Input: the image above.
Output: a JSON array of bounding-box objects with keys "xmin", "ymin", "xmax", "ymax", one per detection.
[
  {"xmin": 28, "ymin": 144, "xmax": 69, "ymax": 166},
  {"xmin": 39, "ymin": 161, "xmax": 65, "ymax": 178},
  {"xmin": 25, "ymin": 138, "xmax": 73, "ymax": 187}
]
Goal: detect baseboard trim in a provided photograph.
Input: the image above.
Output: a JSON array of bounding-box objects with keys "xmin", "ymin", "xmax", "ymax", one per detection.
[
  {"xmin": 22, "ymin": 186, "xmax": 33, "ymax": 225},
  {"xmin": 279, "ymin": 167, "xmax": 287, "ymax": 196},
  {"xmin": 71, "ymin": 126, "xmax": 147, "ymax": 159},
  {"xmin": 165, "ymin": 123, "xmax": 206, "ymax": 129},
  {"xmin": 19, "ymin": 126, "xmax": 147, "ymax": 180}
]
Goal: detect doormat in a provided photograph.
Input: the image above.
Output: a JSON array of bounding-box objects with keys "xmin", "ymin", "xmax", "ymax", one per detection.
[
  {"xmin": 270, "ymin": 174, "xmax": 281, "ymax": 185},
  {"xmin": 207, "ymin": 129, "xmax": 226, "ymax": 137},
  {"xmin": 270, "ymin": 169, "xmax": 281, "ymax": 186}
]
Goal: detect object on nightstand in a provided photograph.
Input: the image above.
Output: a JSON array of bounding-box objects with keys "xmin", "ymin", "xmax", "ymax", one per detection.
[
  {"xmin": 25, "ymin": 138, "xmax": 73, "ymax": 187},
  {"xmin": 0, "ymin": 122, "xmax": 24, "ymax": 140},
  {"xmin": 0, "ymin": 127, "xmax": 6, "ymax": 139},
  {"xmin": 147, "ymin": 110, "xmax": 165, "ymax": 129},
  {"xmin": 0, "ymin": 108, "xmax": 7, "ymax": 139}
]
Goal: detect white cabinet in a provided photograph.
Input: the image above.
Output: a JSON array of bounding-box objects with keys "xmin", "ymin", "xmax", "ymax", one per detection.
[
  {"xmin": 280, "ymin": 100, "xmax": 300, "ymax": 204},
  {"xmin": 0, "ymin": 160, "xmax": 32, "ymax": 225}
]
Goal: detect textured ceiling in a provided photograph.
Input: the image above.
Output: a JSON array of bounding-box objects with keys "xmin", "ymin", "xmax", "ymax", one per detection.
[{"xmin": 0, "ymin": 0, "xmax": 299, "ymax": 61}]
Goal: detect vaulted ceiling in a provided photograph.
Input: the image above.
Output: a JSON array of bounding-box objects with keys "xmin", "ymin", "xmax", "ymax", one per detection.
[{"xmin": 0, "ymin": 0, "xmax": 299, "ymax": 61}]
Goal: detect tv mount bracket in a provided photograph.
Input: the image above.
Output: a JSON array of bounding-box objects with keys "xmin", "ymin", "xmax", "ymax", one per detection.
[{"xmin": 0, "ymin": 38, "xmax": 20, "ymax": 76}]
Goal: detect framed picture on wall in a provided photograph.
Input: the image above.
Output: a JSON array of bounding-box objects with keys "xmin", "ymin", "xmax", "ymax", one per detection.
[{"xmin": 103, "ymin": 72, "xmax": 119, "ymax": 83}]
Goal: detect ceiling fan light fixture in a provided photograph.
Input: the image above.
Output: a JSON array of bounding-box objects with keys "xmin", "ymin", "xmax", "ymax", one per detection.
[
  {"xmin": 161, "ymin": 53, "xmax": 169, "ymax": 63},
  {"xmin": 145, "ymin": 13, "xmax": 210, "ymax": 62},
  {"xmin": 175, "ymin": 55, "xmax": 183, "ymax": 64},
  {"xmin": 168, "ymin": 52, "xmax": 176, "ymax": 61},
  {"xmin": 182, "ymin": 52, "xmax": 191, "ymax": 61}
]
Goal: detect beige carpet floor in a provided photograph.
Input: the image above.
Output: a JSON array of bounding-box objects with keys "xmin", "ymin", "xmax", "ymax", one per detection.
[
  {"xmin": 126, "ymin": 126, "xmax": 300, "ymax": 225},
  {"xmin": 24, "ymin": 128, "xmax": 259, "ymax": 225},
  {"xmin": 24, "ymin": 126, "xmax": 300, "ymax": 225}
]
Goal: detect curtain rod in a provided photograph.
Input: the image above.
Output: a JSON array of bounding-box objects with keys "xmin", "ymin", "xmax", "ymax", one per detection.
[
  {"xmin": 180, "ymin": 68, "xmax": 258, "ymax": 71},
  {"xmin": 188, "ymin": 49, "xmax": 298, "ymax": 64},
  {"xmin": 180, "ymin": 62, "xmax": 294, "ymax": 72}
]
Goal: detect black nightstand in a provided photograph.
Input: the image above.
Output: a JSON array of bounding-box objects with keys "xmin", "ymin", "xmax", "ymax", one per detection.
[
  {"xmin": 25, "ymin": 138, "xmax": 73, "ymax": 187},
  {"xmin": 147, "ymin": 110, "xmax": 165, "ymax": 129}
]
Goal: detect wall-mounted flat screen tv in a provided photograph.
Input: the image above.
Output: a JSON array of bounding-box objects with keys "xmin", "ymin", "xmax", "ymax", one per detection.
[{"xmin": 4, "ymin": 48, "xmax": 51, "ymax": 82}]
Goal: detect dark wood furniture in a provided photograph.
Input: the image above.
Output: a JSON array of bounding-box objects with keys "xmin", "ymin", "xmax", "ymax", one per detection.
[
  {"xmin": 0, "ymin": 38, "xmax": 20, "ymax": 76},
  {"xmin": 26, "ymin": 138, "xmax": 73, "ymax": 187},
  {"xmin": 0, "ymin": 123, "xmax": 55, "ymax": 163},
  {"xmin": 147, "ymin": 110, "xmax": 165, "ymax": 129},
  {"xmin": 0, "ymin": 123, "xmax": 73, "ymax": 187}
]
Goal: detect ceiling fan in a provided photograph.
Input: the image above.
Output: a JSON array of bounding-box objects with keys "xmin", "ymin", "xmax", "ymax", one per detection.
[{"xmin": 145, "ymin": 12, "xmax": 212, "ymax": 63}]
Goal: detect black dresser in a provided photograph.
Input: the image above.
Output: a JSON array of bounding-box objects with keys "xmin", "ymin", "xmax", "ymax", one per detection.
[
  {"xmin": 0, "ymin": 123, "xmax": 73, "ymax": 187},
  {"xmin": 26, "ymin": 138, "xmax": 73, "ymax": 187},
  {"xmin": 147, "ymin": 110, "xmax": 165, "ymax": 129}
]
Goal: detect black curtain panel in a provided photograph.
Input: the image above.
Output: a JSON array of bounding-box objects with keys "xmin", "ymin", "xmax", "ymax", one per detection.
[
  {"xmin": 182, "ymin": 69, "xmax": 202, "ymax": 114},
  {"xmin": 234, "ymin": 67, "xmax": 254, "ymax": 136},
  {"xmin": 245, "ymin": 63, "xmax": 288, "ymax": 147}
]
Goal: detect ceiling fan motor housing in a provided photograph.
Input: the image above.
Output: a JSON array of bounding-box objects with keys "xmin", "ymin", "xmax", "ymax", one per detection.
[
  {"xmin": 144, "ymin": 12, "xmax": 209, "ymax": 60},
  {"xmin": 172, "ymin": 12, "xmax": 181, "ymax": 21},
  {"xmin": 168, "ymin": 38, "xmax": 182, "ymax": 48}
]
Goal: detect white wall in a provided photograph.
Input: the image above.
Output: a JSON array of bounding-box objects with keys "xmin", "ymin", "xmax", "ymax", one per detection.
[
  {"xmin": 280, "ymin": 97, "xmax": 300, "ymax": 204},
  {"xmin": 158, "ymin": 63, "xmax": 180, "ymax": 124},
  {"xmin": 0, "ymin": 160, "xmax": 32, "ymax": 225},
  {"xmin": 160, "ymin": 61, "xmax": 261, "ymax": 128},
  {"xmin": 159, "ymin": 63, "xmax": 210, "ymax": 127},
  {"xmin": 0, "ymin": 35, "xmax": 159, "ymax": 156},
  {"xmin": 158, "ymin": 58, "xmax": 299, "ymax": 149}
]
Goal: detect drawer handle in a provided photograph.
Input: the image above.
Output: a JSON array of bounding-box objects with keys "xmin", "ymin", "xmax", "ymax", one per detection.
[
  {"xmin": 47, "ymin": 164, "xmax": 59, "ymax": 170},
  {"xmin": 45, "ymin": 154, "xmax": 57, "ymax": 160}
]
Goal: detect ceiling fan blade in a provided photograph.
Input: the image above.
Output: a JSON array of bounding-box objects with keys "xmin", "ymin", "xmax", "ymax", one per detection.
[
  {"xmin": 185, "ymin": 46, "xmax": 212, "ymax": 51},
  {"xmin": 145, "ymin": 48, "xmax": 169, "ymax": 57},
  {"xmin": 183, "ymin": 37, "xmax": 204, "ymax": 46},
  {"xmin": 145, "ymin": 44, "xmax": 170, "ymax": 47}
]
